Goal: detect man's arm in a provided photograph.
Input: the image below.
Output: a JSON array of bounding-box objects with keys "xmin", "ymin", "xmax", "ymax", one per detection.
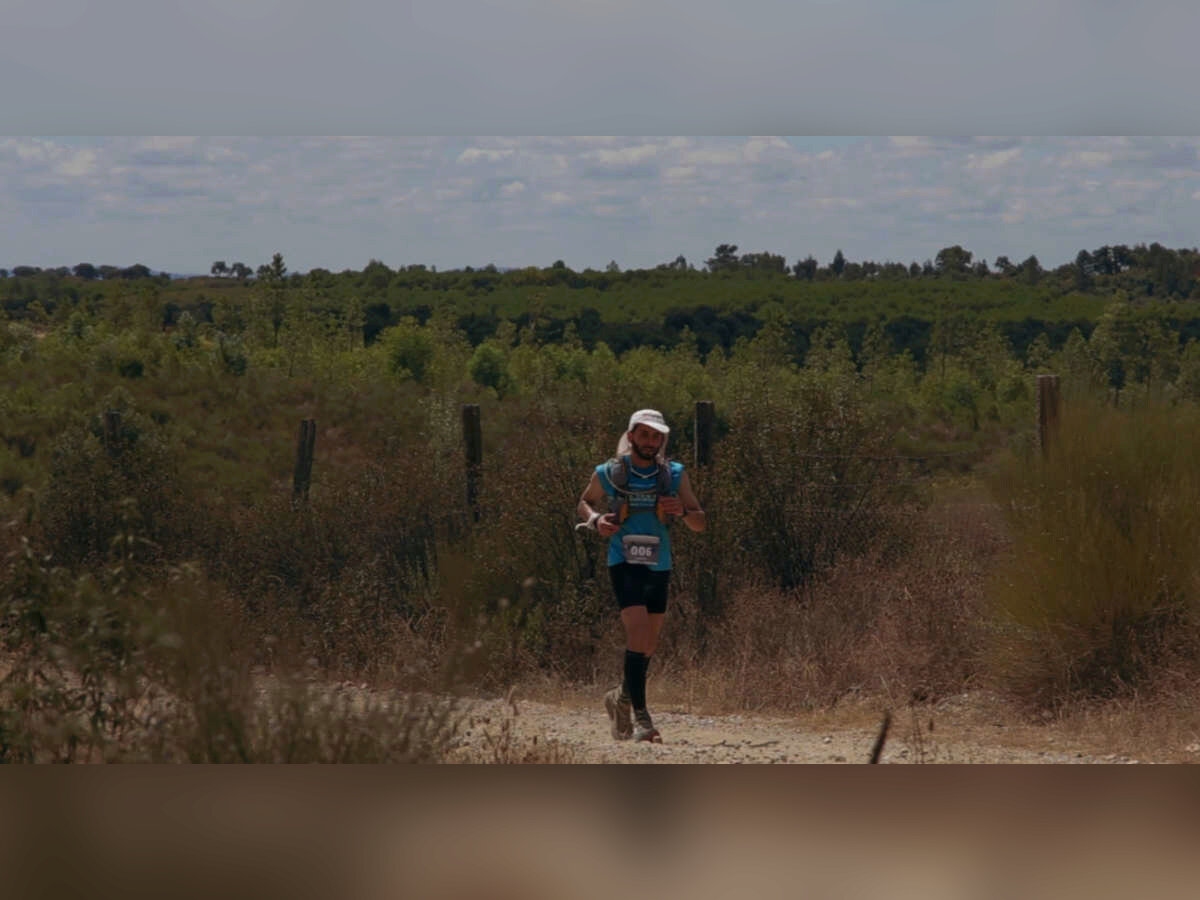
[
  {"xmin": 662, "ymin": 471, "xmax": 706, "ymax": 532},
  {"xmin": 578, "ymin": 472, "xmax": 619, "ymax": 537}
]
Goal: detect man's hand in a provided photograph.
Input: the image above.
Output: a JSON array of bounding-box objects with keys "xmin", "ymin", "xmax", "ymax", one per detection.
[
  {"xmin": 658, "ymin": 496, "xmax": 685, "ymax": 518},
  {"xmin": 596, "ymin": 513, "xmax": 619, "ymax": 537}
]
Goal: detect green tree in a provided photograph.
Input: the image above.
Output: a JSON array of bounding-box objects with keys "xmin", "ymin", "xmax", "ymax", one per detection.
[
  {"xmin": 934, "ymin": 245, "xmax": 973, "ymax": 277},
  {"xmin": 468, "ymin": 342, "xmax": 512, "ymax": 396},
  {"xmin": 362, "ymin": 259, "xmax": 393, "ymax": 294},
  {"xmin": 1074, "ymin": 250, "xmax": 1094, "ymax": 291},
  {"xmin": 1024, "ymin": 333, "xmax": 1053, "ymax": 371},
  {"xmin": 1176, "ymin": 339, "xmax": 1200, "ymax": 400},
  {"xmin": 254, "ymin": 253, "xmax": 289, "ymax": 348},
  {"xmin": 739, "ymin": 251, "xmax": 787, "ymax": 273},
  {"xmin": 929, "ymin": 314, "xmax": 974, "ymax": 381},
  {"xmin": 706, "ymin": 244, "xmax": 740, "ymax": 273},
  {"xmin": 793, "ymin": 255, "xmax": 817, "ymax": 281},
  {"xmin": 379, "ymin": 317, "xmax": 435, "ymax": 383},
  {"xmin": 830, "ymin": 249, "xmax": 846, "ymax": 276}
]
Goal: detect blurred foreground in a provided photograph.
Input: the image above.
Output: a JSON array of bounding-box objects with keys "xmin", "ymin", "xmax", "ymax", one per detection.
[{"xmin": 5, "ymin": 768, "xmax": 1200, "ymax": 900}]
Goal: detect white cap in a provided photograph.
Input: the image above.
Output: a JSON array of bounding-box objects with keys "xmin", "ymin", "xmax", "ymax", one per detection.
[{"xmin": 627, "ymin": 409, "xmax": 669, "ymax": 434}]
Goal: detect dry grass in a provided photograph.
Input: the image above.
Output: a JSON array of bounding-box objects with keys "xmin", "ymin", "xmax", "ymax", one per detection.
[
  {"xmin": 647, "ymin": 498, "xmax": 1004, "ymax": 716},
  {"xmin": 12, "ymin": 355, "xmax": 1200, "ymax": 761},
  {"xmin": 445, "ymin": 689, "xmax": 583, "ymax": 764},
  {"xmin": 985, "ymin": 388, "xmax": 1200, "ymax": 711}
]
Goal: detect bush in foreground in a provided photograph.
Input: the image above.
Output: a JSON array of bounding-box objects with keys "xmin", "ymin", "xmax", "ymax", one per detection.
[{"xmin": 986, "ymin": 389, "xmax": 1200, "ymax": 709}]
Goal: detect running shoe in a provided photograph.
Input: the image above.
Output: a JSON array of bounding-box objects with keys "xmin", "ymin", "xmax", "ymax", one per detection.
[
  {"xmin": 604, "ymin": 686, "xmax": 632, "ymax": 740},
  {"xmin": 632, "ymin": 708, "xmax": 661, "ymax": 743}
]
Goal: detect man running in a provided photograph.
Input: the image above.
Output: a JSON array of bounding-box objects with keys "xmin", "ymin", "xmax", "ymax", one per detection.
[{"xmin": 577, "ymin": 409, "xmax": 706, "ymax": 742}]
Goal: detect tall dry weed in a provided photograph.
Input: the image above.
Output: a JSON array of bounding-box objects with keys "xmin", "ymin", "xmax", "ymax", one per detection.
[
  {"xmin": 658, "ymin": 499, "xmax": 1003, "ymax": 713},
  {"xmin": 0, "ymin": 518, "xmax": 467, "ymax": 762},
  {"xmin": 986, "ymin": 388, "xmax": 1200, "ymax": 709}
]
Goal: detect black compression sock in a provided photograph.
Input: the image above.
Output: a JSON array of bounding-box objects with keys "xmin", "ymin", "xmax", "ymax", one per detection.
[{"xmin": 623, "ymin": 649, "xmax": 648, "ymax": 711}]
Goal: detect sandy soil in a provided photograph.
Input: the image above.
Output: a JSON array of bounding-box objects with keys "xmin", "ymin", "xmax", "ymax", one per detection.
[{"xmin": 446, "ymin": 688, "xmax": 1188, "ymax": 764}]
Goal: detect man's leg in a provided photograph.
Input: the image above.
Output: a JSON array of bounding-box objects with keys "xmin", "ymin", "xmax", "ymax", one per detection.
[
  {"xmin": 607, "ymin": 566, "xmax": 663, "ymax": 742},
  {"xmin": 603, "ymin": 565, "xmax": 638, "ymax": 740},
  {"xmin": 629, "ymin": 573, "xmax": 670, "ymax": 741},
  {"xmin": 640, "ymin": 570, "xmax": 670, "ymax": 703},
  {"xmin": 645, "ymin": 612, "xmax": 666, "ymax": 656},
  {"xmin": 620, "ymin": 604, "xmax": 652, "ymax": 714}
]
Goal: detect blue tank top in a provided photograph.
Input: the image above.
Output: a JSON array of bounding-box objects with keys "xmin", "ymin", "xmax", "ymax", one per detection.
[{"xmin": 595, "ymin": 458, "xmax": 684, "ymax": 571}]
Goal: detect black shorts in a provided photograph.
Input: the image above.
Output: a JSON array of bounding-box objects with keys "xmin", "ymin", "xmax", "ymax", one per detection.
[{"xmin": 609, "ymin": 563, "xmax": 670, "ymax": 614}]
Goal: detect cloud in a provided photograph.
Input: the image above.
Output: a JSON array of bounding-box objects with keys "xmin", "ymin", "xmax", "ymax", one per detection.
[
  {"xmin": 48, "ymin": 148, "xmax": 97, "ymax": 178},
  {"xmin": 682, "ymin": 147, "xmax": 742, "ymax": 166},
  {"xmin": 889, "ymin": 137, "xmax": 934, "ymax": 155},
  {"xmin": 204, "ymin": 144, "xmax": 246, "ymax": 164},
  {"xmin": 129, "ymin": 136, "xmax": 205, "ymax": 166},
  {"xmin": 664, "ymin": 166, "xmax": 697, "ymax": 181},
  {"xmin": 136, "ymin": 137, "xmax": 197, "ymax": 153},
  {"xmin": 458, "ymin": 147, "xmax": 515, "ymax": 164},
  {"xmin": 966, "ymin": 147, "xmax": 1021, "ymax": 171},
  {"xmin": 584, "ymin": 143, "xmax": 662, "ymax": 167},
  {"xmin": 9, "ymin": 136, "xmax": 1200, "ymax": 273},
  {"xmin": 0, "ymin": 138, "xmax": 56, "ymax": 162},
  {"xmin": 742, "ymin": 136, "xmax": 789, "ymax": 162},
  {"xmin": 1060, "ymin": 150, "xmax": 1114, "ymax": 169}
]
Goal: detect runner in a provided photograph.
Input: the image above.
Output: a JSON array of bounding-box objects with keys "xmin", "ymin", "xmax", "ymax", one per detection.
[{"xmin": 577, "ymin": 409, "xmax": 706, "ymax": 742}]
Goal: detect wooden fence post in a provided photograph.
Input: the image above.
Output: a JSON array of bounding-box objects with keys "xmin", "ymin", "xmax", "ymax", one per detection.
[
  {"xmin": 462, "ymin": 404, "xmax": 482, "ymax": 521},
  {"xmin": 293, "ymin": 418, "xmax": 316, "ymax": 502},
  {"xmin": 1037, "ymin": 374, "xmax": 1060, "ymax": 460},
  {"xmin": 694, "ymin": 399, "xmax": 714, "ymax": 468},
  {"xmin": 693, "ymin": 399, "xmax": 720, "ymax": 634}
]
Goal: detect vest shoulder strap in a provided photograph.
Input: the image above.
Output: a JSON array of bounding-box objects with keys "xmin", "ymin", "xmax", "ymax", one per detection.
[
  {"xmin": 605, "ymin": 456, "xmax": 627, "ymax": 492},
  {"xmin": 605, "ymin": 456, "xmax": 674, "ymax": 495},
  {"xmin": 658, "ymin": 462, "xmax": 673, "ymax": 495}
]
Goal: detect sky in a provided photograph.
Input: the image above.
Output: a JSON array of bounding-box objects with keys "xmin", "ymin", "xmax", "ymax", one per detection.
[
  {"xmin": 4, "ymin": 136, "xmax": 1200, "ymax": 275},
  {"xmin": 5, "ymin": 1, "xmax": 1200, "ymax": 275}
]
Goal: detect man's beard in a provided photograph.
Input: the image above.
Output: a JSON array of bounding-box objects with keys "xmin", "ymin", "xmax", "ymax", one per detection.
[{"xmin": 631, "ymin": 441, "xmax": 659, "ymax": 463}]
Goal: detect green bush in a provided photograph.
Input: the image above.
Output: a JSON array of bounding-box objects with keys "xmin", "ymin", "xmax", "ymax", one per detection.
[
  {"xmin": 38, "ymin": 390, "xmax": 183, "ymax": 567},
  {"xmin": 706, "ymin": 361, "xmax": 915, "ymax": 590},
  {"xmin": 467, "ymin": 341, "xmax": 512, "ymax": 396},
  {"xmin": 215, "ymin": 332, "xmax": 248, "ymax": 376},
  {"xmin": 378, "ymin": 316, "xmax": 436, "ymax": 383}
]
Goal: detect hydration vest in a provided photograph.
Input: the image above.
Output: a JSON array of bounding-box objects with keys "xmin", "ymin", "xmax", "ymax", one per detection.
[{"xmin": 606, "ymin": 455, "xmax": 674, "ymax": 524}]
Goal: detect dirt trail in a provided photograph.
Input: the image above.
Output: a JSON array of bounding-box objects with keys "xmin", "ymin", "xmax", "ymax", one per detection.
[{"xmin": 447, "ymin": 691, "xmax": 1153, "ymax": 764}]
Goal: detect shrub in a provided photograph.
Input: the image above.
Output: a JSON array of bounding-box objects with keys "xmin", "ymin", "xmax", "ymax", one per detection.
[
  {"xmin": 38, "ymin": 390, "xmax": 183, "ymax": 567},
  {"xmin": 0, "ymin": 521, "xmax": 465, "ymax": 763},
  {"xmin": 467, "ymin": 342, "xmax": 512, "ymax": 396},
  {"xmin": 705, "ymin": 363, "xmax": 915, "ymax": 590},
  {"xmin": 378, "ymin": 316, "xmax": 435, "ymax": 383},
  {"xmin": 215, "ymin": 332, "xmax": 248, "ymax": 376},
  {"xmin": 986, "ymin": 388, "xmax": 1200, "ymax": 709}
]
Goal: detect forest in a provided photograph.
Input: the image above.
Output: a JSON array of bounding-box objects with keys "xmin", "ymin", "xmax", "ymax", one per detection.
[{"xmin": 3, "ymin": 240, "xmax": 1200, "ymax": 761}]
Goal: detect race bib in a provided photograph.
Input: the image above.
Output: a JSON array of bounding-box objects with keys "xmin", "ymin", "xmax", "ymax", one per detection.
[{"xmin": 621, "ymin": 534, "xmax": 661, "ymax": 566}]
